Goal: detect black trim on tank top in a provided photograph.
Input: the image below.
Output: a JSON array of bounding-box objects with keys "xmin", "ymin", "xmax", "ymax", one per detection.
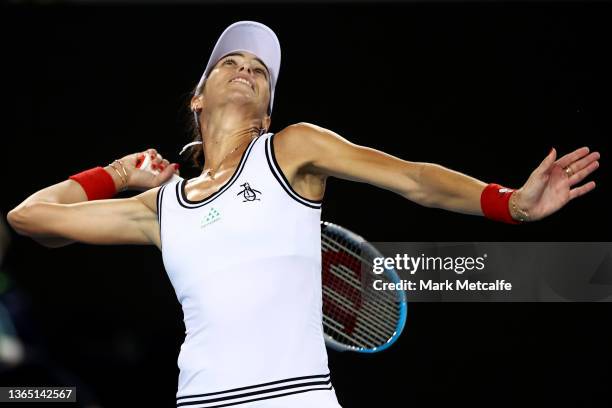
[
  {"xmin": 175, "ymin": 372, "xmax": 333, "ymax": 407},
  {"xmin": 176, "ymin": 136, "xmax": 260, "ymax": 209},
  {"xmin": 264, "ymin": 134, "xmax": 322, "ymax": 209},
  {"xmin": 156, "ymin": 184, "xmax": 167, "ymax": 249}
]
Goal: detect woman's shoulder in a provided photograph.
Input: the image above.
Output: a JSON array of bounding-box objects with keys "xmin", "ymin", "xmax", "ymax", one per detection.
[
  {"xmin": 135, "ymin": 177, "xmax": 182, "ymax": 214},
  {"xmin": 273, "ymin": 122, "xmax": 329, "ymax": 152},
  {"xmin": 274, "ymin": 122, "xmax": 348, "ymax": 159}
]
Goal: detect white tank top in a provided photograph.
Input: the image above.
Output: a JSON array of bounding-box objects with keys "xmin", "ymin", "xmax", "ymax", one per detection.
[{"xmin": 156, "ymin": 133, "xmax": 340, "ymax": 407}]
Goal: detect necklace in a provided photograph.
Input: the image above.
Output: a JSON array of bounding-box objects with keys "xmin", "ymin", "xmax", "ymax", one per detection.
[{"xmin": 204, "ymin": 137, "xmax": 254, "ymax": 180}]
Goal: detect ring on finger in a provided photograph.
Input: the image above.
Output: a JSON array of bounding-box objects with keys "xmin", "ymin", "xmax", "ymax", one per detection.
[{"xmin": 564, "ymin": 166, "xmax": 574, "ymax": 178}]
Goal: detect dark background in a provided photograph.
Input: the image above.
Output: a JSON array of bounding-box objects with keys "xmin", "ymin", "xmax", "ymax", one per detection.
[{"xmin": 2, "ymin": 1, "xmax": 611, "ymax": 407}]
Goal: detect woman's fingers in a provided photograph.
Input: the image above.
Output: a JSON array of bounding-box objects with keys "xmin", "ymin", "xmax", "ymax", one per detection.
[
  {"xmin": 555, "ymin": 146, "xmax": 590, "ymax": 169},
  {"xmin": 146, "ymin": 148, "xmax": 158, "ymax": 159},
  {"xmin": 152, "ymin": 153, "xmax": 163, "ymax": 166},
  {"xmin": 151, "ymin": 153, "xmax": 165, "ymax": 171},
  {"xmin": 534, "ymin": 147, "xmax": 557, "ymax": 176},
  {"xmin": 155, "ymin": 162, "xmax": 177, "ymax": 183},
  {"xmin": 135, "ymin": 153, "xmax": 145, "ymax": 168},
  {"xmin": 569, "ymin": 159, "xmax": 600, "ymax": 186},
  {"xmin": 134, "ymin": 148, "xmax": 174, "ymax": 173},
  {"xmin": 566, "ymin": 151, "xmax": 600, "ymax": 174},
  {"xmin": 569, "ymin": 181, "xmax": 596, "ymax": 201}
]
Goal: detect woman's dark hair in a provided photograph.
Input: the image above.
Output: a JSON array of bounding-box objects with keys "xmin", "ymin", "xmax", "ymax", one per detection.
[{"xmin": 184, "ymin": 82, "xmax": 205, "ymax": 170}]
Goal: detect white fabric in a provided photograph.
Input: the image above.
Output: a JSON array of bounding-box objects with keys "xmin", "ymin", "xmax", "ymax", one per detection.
[
  {"xmin": 196, "ymin": 21, "xmax": 281, "ymax": 113},
  {"xmin": 157, "ymin": 134, "xmax": 341, "ymax": 407}
]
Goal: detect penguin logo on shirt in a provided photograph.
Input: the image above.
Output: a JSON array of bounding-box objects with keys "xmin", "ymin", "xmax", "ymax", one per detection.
[{"xmin": 237, "ymin": 182, "xmax": 262, "ymax": 202}]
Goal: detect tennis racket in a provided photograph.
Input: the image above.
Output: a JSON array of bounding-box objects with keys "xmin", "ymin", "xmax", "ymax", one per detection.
[{"xmin": 321, "ymin": 221, "xmax": 407, "ymax": 353}]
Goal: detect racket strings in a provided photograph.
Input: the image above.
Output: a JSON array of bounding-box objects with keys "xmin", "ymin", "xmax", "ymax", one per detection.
[
  {"xmin": 322, "ymin": 260, "xmax": 397, "ymax": 348},
  {"xmin": 328, "ymin": 262, "xmax": 398, "ymax": 315},
  {"xmin": 322, "ymin": 282, "xmax": 392, "ymax": 344},
  {"xmin": 327, "ymin": 264, "xmax": 398, "ymax": 332},
  {"xmin": 322, "ymin": 236, "xmax": 399, "ymax": 313},
  {"xmin": 322, "ymin": 315, "xmax": 374, "ymax": 349},
  {"xmin": 321, "ymin": 231, "xmax": 402, "ymax": 350}
]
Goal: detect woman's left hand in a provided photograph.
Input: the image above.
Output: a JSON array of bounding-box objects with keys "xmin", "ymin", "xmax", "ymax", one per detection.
[{"xmin": 513, "ymin": 147, "xmax": 600, "ymax": 221}]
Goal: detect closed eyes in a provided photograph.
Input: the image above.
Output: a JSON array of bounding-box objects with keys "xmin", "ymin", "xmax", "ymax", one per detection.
[{"xmin": 223, "ymin": 58, "xmax": 268, "ymax": 78}]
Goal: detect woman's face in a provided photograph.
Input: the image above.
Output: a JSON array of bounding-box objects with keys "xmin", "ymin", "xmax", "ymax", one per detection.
[{"xmin": 203, "ymin": 51, "xmax": 271, "ymax": 116}]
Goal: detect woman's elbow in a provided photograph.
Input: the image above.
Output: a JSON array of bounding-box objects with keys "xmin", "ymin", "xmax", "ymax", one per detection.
[
  {"xmin": 7, "ymin": 203, "xmax": 43, "ymax": 237},
  {"xmin": 403, "ymin": 190, "xmax": 439, "ymax": 209}
]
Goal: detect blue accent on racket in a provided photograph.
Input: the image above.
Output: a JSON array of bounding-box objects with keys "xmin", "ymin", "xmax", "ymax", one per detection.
[{"xmin": 321, "ymin": 221, "xmax": 407, "ymax": 353}]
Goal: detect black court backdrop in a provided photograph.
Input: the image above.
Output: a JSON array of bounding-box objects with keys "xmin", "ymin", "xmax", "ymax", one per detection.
[{"xmin": 2, "ymin": 2, "xmax": 611, "ymax": 407}]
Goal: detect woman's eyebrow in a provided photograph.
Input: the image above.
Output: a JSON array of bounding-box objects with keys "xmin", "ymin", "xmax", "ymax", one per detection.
[{"xmin": 223, "ymin": 52, "xmax": 270, "ymax": 77}]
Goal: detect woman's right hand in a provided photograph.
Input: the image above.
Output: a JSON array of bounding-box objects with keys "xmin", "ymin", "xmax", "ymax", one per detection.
[
  {"xmin": 115, "ymin": 148, "xmax": 180, "ymax": 191},
  {"xmin": 8, "ymin": 148, "xmax": 178, "ymax": 248}
]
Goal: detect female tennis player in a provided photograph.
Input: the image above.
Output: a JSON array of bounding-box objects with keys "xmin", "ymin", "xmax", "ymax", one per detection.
[{"xmin": 7, "ymin": 21, "xmax": 599, "ymax": 408}]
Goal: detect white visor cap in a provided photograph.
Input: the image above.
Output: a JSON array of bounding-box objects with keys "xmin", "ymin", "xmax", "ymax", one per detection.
[{"xmin": 195, "ymin": 21, "xmax": 281, "ymax": 115}]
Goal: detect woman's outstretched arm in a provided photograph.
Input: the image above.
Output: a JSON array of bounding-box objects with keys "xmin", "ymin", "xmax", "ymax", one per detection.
[
  {"xmin": 278, "ymin": 122, "xmax": 600, "ymax": 222},
  {"xmin": 7, "ymin": 148, "xmax": 178, "ymax": 248}
]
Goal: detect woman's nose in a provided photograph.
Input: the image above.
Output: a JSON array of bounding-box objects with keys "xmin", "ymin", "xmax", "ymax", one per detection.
[{"xmin": 238, "ymin": 64, "xmax": 252, "ymax": 74}]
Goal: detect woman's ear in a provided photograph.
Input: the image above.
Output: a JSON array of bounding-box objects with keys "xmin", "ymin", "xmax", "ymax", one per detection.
[{"xmin": 191, "ymin": 94, "xmax": 203, "ymax": 112}]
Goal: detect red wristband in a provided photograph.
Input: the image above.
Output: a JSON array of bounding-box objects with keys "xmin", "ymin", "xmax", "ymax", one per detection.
[
  {"xmin": 69, "ymin": 166, "xmax": 117, "ymax": 200},
  {"xmin": 480, "ymin": 183, "xmax": 519, "ymax": 224}
]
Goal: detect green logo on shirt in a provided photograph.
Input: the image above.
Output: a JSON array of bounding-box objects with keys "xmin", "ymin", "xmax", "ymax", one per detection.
[{"xmin": 200, "ymin": 207, "xmax": 221, "ymax": 229}]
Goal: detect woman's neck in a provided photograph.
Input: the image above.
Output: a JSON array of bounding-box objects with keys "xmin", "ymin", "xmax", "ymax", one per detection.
[{"xmin": 198, "ymin": 106, "xmax": 263, "ymax": 175}]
